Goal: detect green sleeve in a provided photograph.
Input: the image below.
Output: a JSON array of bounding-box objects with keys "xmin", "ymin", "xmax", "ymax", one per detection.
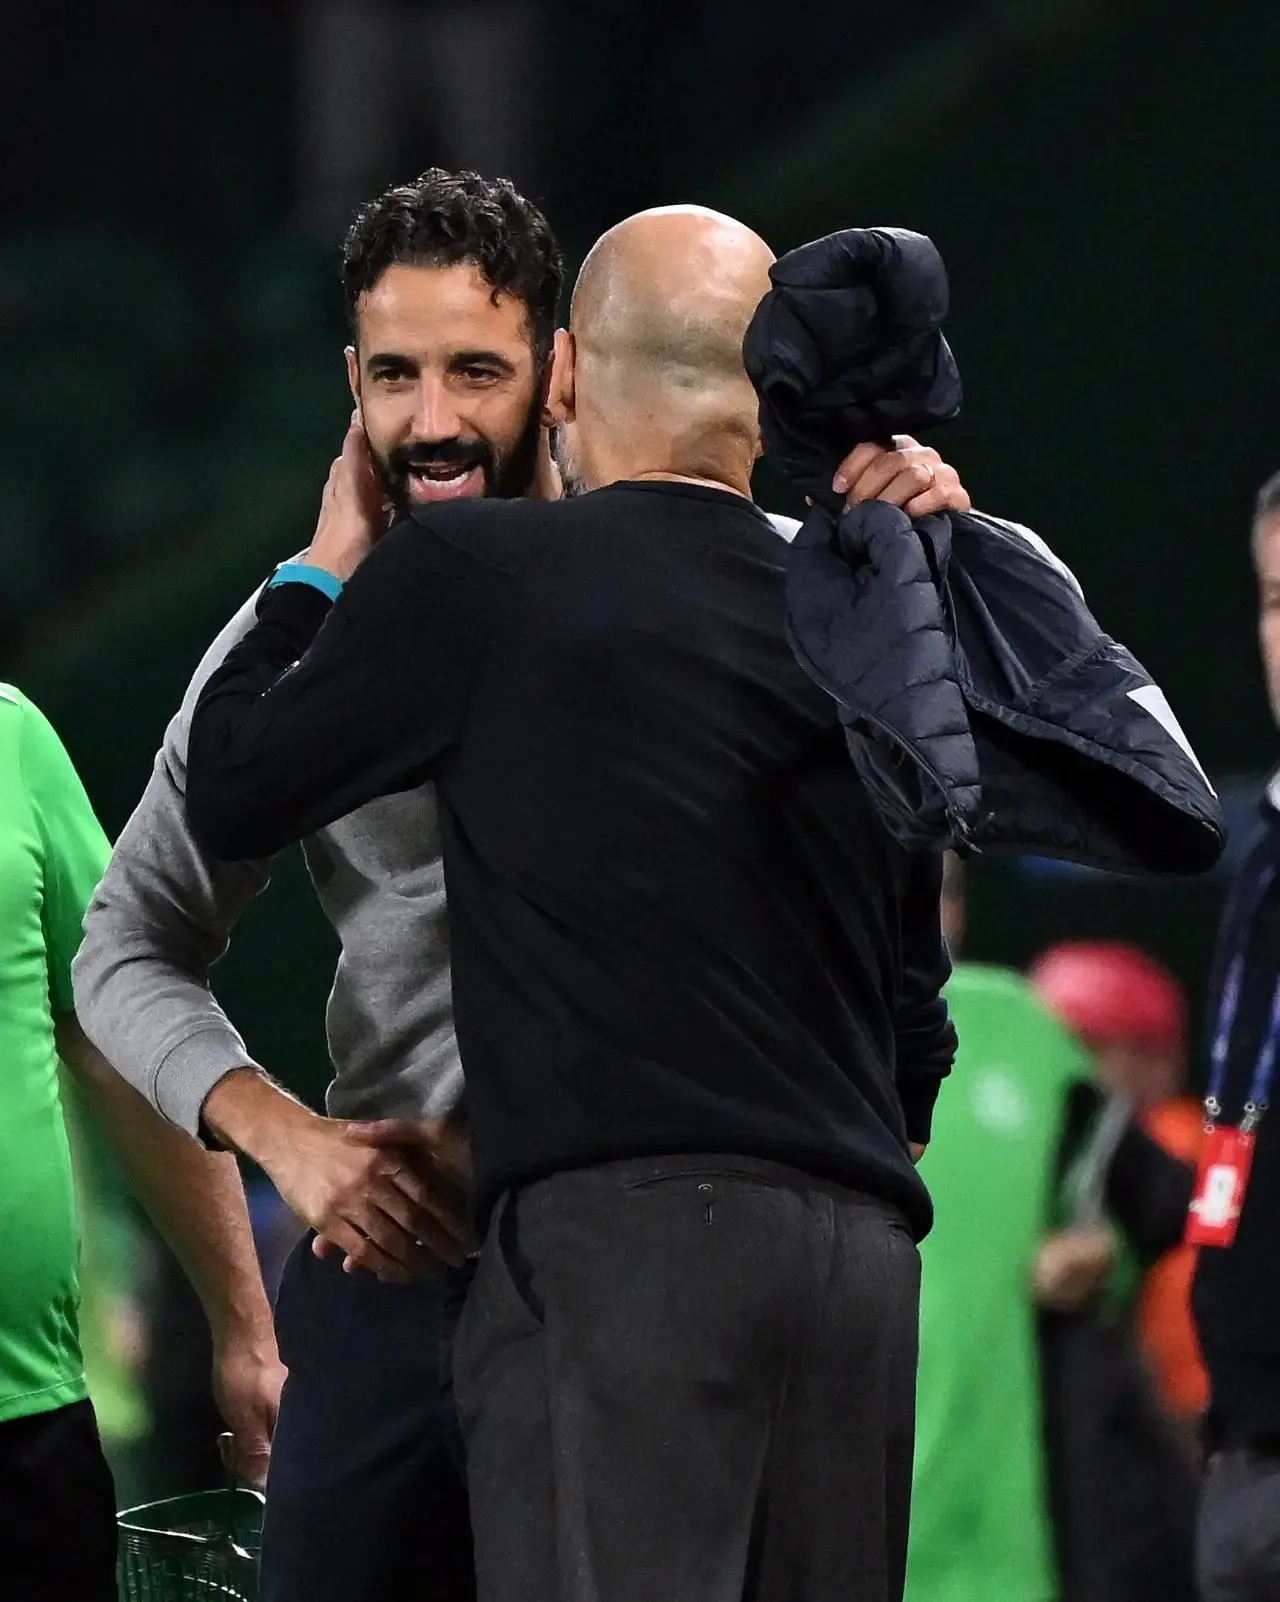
[{"xmin": 20, "ymin": 696, "xmax": 112, "ymax": 1016}]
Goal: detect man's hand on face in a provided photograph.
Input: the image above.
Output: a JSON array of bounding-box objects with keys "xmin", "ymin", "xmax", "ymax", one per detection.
[
  {"xmin": 304, "ymin": 415, "xmax": 388, "ymax": 584},
  {"xmin": 831, "ymin": 435, "xmax": 972, "ymax": 519},
  {"xmin": 312, "ymin": 1117, "xmax": 475, "ymax": 1277}
]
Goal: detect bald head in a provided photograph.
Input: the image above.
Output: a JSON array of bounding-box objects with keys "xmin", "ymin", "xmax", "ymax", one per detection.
[
  {"xmin": 549, "ymin": 207, "xmax": 775, "ymax": 495},
  {"xmin": 571, "ymin": 206, "xmax": 774, "ymax": 403}
]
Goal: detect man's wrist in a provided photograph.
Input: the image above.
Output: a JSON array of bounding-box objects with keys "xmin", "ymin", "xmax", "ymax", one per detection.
[
  {"xmin": 201, "ymin": 1067, "xmax": 316, "ymax": 1171},
  {"xmin": 204, "ymin": 1270, "xmax": 278, "ymax": 1347},
  {"xmin": 271, "ymin": 560, "xmax": 345, "ymax": 600},
  {"xmin": 210, "ymin": 1298, "xmax": 279, "ymax": 1350}
]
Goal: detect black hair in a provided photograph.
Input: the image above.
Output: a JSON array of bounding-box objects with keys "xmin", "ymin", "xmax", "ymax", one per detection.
[{"xmin": 341, "ymin": 168, "xmax": 562, "ymax": 364}]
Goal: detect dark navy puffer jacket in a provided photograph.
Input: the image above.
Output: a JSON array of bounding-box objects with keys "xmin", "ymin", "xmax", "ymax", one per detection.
[{"xmin": 744, "ymin": 227, "xmax": 1223, "ymax": 876}]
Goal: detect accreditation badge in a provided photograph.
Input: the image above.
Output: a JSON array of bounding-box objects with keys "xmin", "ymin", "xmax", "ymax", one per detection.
[{"xmin": 1185, "ymin": 1126, "xmax": 1256, "ymax": 1248}]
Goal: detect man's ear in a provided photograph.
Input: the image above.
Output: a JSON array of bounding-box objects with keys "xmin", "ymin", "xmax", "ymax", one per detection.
[
  {"xmin": 545, "ymin": 328, "xmax": 575, "ymax": 425},
  {"xmin": 345, "ymin": 346, "xmax": 361, "ymax": 414}
]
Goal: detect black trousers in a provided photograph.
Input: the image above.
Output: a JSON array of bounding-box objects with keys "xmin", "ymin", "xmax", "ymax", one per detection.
[
  {"xmin": 0, "ymin": 1397, "xmax": 118, "ymax": 1600},
  {"xmin": 1039, "ymin": 1312, "xmax": 1198, "ymax": 1602},
  {"xmin": 455, "ymin": 1155, "xmax": 921, "ymax": 1602},
  {"xmin": 261, "ymin": 1235, "xmax": 476, "ymax": 1602},
  {"xmin": 1199, "ymin": 1447, "xmax": 1280, "ymax": 1602}
]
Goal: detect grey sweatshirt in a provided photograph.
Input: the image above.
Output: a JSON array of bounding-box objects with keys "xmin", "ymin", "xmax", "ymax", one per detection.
[{"xmin": 72, "ymin": 515, "xmax": 801, "ymax": 1133}]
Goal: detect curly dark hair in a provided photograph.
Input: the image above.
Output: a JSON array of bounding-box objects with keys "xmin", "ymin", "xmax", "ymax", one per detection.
[{"xmin": 341, "ymin": 169, "xmax": 563, "ymax": 364}]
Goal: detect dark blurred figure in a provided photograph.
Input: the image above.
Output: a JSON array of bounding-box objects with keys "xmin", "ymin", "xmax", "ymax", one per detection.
[
  {"xmin": 1029, "ymin": 943, "xmax": 1202, "ymax": 1602},
  {"xmin": 1192, "ymin": 469, "xmax": 1280, "ymax": 1602},
  {"xmin": 1031, "ymin": 943, "xmax": 1209, "ymax": 1441}
]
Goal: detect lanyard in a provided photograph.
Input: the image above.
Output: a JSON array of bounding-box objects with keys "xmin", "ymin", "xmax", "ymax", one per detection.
[{"xmin": 1206, "ymin": 865, "xmax": 1280, "ymax": 1133}]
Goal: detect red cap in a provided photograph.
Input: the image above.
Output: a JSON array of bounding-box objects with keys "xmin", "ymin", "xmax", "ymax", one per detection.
[{"xmin": 1028, "ymin": 941, "xmax": 1187, "ymax": 1059}]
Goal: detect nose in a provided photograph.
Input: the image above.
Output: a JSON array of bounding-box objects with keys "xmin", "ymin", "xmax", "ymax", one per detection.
[{"xmin": 408, "ymin": 374, "xmax": 463, "ymax": 442}]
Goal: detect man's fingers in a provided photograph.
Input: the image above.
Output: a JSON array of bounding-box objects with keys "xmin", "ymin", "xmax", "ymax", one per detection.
[
  {"xmin": 343, "ymin": 1121, "xmax": 475, "ymax": 1252},
  {"xmin": 323, "ymin": 1217, "xmax": 411, "ymax": 1285},
  {"xmin": 367, "ymin": 1177, "xmax": 470, "ymax": 1266},
  {"xmin": 346, "ymin": 1200, "xmax": 428, "ymax": 1269},
  {"xmin": 344, "ymin": 1118, "xmax": 431, "ymax": 1149},
  {"xmin": 861, "ymin": 460, "xmax": 941, "ymax": 509},
  {"xmin": 374, "ymin": 1197, "xmax": 467, "ymax": 1269},
  {"xmin": 336, "ymin": 1122, "xmax": 474, "ymax": 1259},
  {"xmin": 831, "ymin": 441, "xmax": 888, "ymax": 495},
  {"xmin": 836, "ymin": 439, "xmax": 971, "ymax": 518},
  {"xmin": 342, "ymin": 416, "xmax": 387, "ymax": 517},
  {"xmin": 385, "ymin": 1168, "xmax": 475, "ymax": 1261},
  {"xmin": 846, "ymin": 445, "xmax": 920, "ymax": 502},
  {"xmin": 904, "ymin": 463, "xmax": 971, "ymax": 519},
  {"xmin": 845, "ymin": 444, "xmax": 938, "ymax": 506},
  {"xmin": 220, "ymin": 1433, "xmax": 271, "ymax": 1491},
  {"xmin": 350, "ymin": 1189, "xmax": 463, "ymax": 1274}
]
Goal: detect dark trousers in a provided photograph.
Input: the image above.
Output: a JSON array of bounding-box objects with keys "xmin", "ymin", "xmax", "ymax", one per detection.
[
  {"xmin": 455, "ymin": 1155, "xmax": 921, "ymax": 1602},
  {"xmin": 1039, "ymin": 1312, "xmax": 1198, "ymax": 1602},
  {"xmin": 0, "ymin": 1397, "xmax": 117, "ymax": 1600},
  {"xmin": 261, "ymin": 1235, "xmax": 476, "ymax": 1602},
  {"xmin": 1199, "ymin": 1447, "xmax": 1280, "ymax": 1602}
]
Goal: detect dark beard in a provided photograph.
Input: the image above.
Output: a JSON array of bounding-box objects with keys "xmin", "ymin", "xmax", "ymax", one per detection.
[{"xmin": 370, "ymin": 400, "xmax": 543, "ymax": 512}]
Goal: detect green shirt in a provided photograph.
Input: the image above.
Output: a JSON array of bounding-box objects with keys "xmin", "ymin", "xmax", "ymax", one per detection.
[
  {"xmin": 0, "ymin": 685, "xmax": 111, "ymax": 1423},
  {"xmin": 907, "ymin": 964, "xmax": 1091, "ymax": 1602}
]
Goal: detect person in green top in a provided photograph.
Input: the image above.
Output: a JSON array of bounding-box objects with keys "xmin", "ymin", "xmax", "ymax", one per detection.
[
  {"xmin": 906, "ymin": 854, "xmax": 1111, "ymax": 1602},
  {"xmin": 908, "ymin": 855, "xmax": 1198, "ymax": 1602},
  {"xmin": 0, "ymin": 684, "xmax": 284, "ymax": 1599}
]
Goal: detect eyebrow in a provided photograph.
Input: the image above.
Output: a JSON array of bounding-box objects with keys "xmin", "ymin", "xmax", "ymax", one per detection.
[
  {"xmin": 364, "ymin": 351, "xmax": 418, "ymax": 373},
  {"xmin": 448, "ymin": 349, "xmax": 518, "ymax": 376}
]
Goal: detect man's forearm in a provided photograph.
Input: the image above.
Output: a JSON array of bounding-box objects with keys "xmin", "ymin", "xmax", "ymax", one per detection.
[
  {"xmin": 57, "ymin": 1018, "xmax": 274, "ymax": 1342},
  {"xmin": 201, "ymin": 1066, "xmax": 320, "ymax": 1172}
]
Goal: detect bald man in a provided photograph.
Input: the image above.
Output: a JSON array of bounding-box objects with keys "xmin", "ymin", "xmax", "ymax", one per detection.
[{"xmin": 182, "ymin": 206, "xmax": 962, "ymax": 1602}]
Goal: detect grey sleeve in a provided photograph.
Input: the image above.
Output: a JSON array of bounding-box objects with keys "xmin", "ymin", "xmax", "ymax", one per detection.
[{"xmin": 71, "ymin": 587, "xmax": 280, "ymax": 1136}]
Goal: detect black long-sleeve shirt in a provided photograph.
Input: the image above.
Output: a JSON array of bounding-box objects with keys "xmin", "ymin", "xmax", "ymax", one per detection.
[{"xmin": 186, "ymin": 480, "xmax": 956, "ymax": 1235}]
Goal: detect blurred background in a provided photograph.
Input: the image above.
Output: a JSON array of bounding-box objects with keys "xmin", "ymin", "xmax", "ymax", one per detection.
[{"xmin": 6, "ymin": 0, "xmax": 1279, "ymax": 1553}]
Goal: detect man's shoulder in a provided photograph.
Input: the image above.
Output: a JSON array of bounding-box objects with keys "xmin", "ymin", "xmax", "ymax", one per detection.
[
  {"xmin": 0, "ymin": 683, "xmax": 53, "ymax": 743},
  {"xmin": 404, "ymin": 496, "xmax": 556, "ymax": 577},
  {"xmin": 0, "ymin": 684, "xmax": 26, "ymax": 769}
]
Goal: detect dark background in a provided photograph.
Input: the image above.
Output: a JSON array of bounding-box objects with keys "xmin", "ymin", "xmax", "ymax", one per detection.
[{"xmin": 6, "ymin": 0, "xmax": 1277, "ymax": 1102}]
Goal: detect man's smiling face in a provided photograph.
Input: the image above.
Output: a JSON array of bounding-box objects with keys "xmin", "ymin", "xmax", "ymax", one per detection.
[{"xmin": 347, "ymin": 260, "xmax": 544, "ymax": 511}]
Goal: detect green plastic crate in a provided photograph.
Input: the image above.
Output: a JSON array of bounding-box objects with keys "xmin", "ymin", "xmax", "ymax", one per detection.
[{"xmin": 117, "ymin": 1488, "xmax": 264, "ymax": 1601}]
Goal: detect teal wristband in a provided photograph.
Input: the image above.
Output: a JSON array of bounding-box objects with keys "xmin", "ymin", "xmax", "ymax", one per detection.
[{"xmin": 269, "ymin": 563, "xmax": 344, "ymax": 603}]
